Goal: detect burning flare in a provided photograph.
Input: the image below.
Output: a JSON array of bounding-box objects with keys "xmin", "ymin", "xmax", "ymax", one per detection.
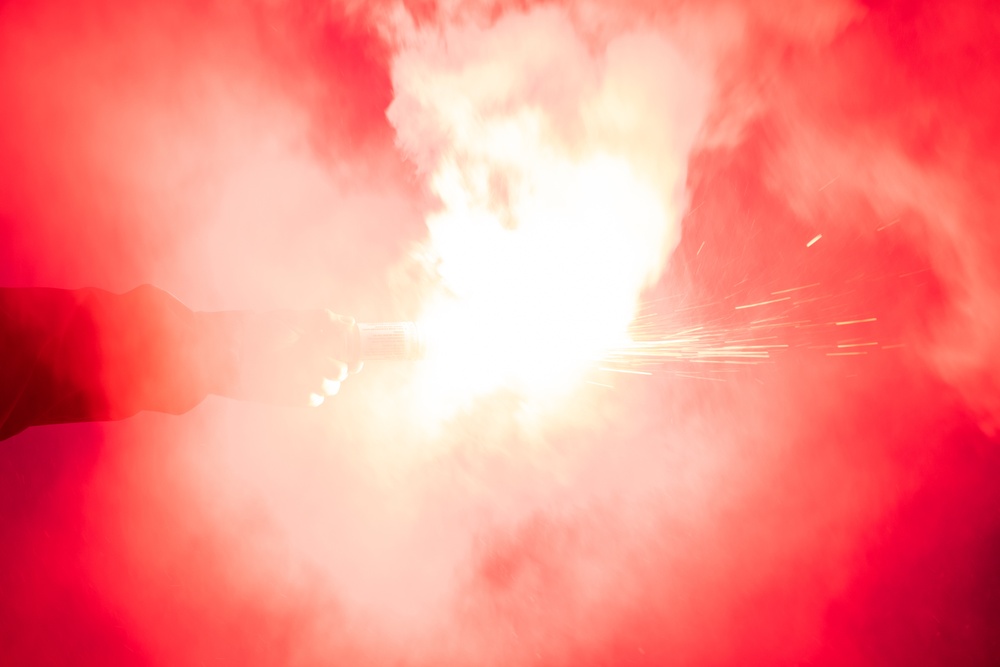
[{"xmin": 388, "ymin": 7, "xmax": 711, "ymax": 409}]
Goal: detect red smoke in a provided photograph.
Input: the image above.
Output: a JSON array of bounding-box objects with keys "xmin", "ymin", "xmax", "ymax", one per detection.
[{"xmin": 3, "ymin": 0, "xmax": 1000, "ymax": 665}]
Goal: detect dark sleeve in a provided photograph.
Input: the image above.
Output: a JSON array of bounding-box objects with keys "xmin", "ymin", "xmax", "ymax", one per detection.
[{"xmin": 0, "ymin": 285, "xmax": 240, "ymax": 440}]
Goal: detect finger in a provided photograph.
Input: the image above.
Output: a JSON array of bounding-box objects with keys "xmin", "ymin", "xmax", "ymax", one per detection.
[
  {"xmin": 320, "ymin": 310, "xmax": 355, "ymax": 332},
  {"xmin": 332, "ymin": 312, "xmax": 356, "ymax": 328},
  {"xmin": 321, "ymin": 378, "xmax": 342, "ymax": 396},
  {"xmin": 315, "ymin": 311, "xmax": 358, "ymax": 363},
  {"xmin": 323, "ymin": 359, "xmax": 349, "ymax": 383}
]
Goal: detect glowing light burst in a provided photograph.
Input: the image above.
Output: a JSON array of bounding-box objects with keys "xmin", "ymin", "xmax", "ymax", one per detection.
[
  {"xmin": 386, "ymin": 8, "xmax": 712, "ymax": 421},
  {"xmin": 414, "ymin": 150, "xmax": 673, "ymax": 409}
]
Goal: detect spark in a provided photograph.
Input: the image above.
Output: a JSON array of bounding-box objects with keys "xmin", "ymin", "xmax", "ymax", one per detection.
[
  {"xmin": 771, "ymin": 283, "xmax": 820, "ymax": 295},
  {"xmin": 598, "ymin": 367, "xmax": 653, "ymax": 376},
  {"xmin": 672, "ymin": 373, "xmax": 726, "ymax": 382},
  {"xmin": 806, "ymin": 234, "xmax": 823, "ymax": 247},
  {"xmin": 835, "ymin": 318, "xmax": 877, "ymax": 326},
  {"xmin": 674, "ymin": 302, "xmax": 720, "ymax": 312},
  {"xmin": 735, "ymin": 297, "xmax": 791, "ymax": 310},
  {"xmin": 689, "ymin": 360, "xmax": 765, "ymax": 365}
]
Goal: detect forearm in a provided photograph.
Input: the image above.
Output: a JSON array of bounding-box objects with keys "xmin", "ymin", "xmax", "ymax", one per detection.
[{"xmin": 0, "ymin": 286, "xmax": 239, "ymax": 440}]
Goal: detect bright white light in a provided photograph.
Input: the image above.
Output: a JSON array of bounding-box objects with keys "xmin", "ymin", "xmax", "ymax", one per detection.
[{"xmin": 388, "ymin": 7, "xmax": 710, "ymax": 419}]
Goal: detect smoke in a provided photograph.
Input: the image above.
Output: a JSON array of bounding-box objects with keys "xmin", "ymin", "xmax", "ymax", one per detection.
[
  {"xmin": 749, "ymin": 4, "xmax": 1000, "ymax": 433},
  {"xmin": 3, "ymin": 0, "xmax": 1000, "ymax": 666},
  {"xmin": 386, "ymin": 4, "xmax": 710, "ymax": 410}
]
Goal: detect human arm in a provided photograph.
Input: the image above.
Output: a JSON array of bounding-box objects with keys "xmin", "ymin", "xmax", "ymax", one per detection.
[{"xmin": 0, "ymin": 285, "xmax": 356, "ymax": 440}]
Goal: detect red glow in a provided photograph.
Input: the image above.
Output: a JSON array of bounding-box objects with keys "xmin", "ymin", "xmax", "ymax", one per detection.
[{"xmin": 3, "ymin": 1, "xmax": 1000, "ymax": 666}]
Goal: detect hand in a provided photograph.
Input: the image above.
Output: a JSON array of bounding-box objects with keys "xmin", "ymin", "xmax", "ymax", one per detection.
[{"xmin": 213, "ymin": 309, "xmax": 361, "ymax": 407}]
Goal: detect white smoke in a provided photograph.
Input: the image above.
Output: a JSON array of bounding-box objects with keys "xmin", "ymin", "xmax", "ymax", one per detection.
[{"xmin": 385, "ymin": 5, "xmax": 712, "ymax": 407}]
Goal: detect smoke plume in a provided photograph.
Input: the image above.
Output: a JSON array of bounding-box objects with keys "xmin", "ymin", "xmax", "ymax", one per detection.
[{"xmin": 2, "ymin": 1, "xmax": 1000, "ymax": 666}]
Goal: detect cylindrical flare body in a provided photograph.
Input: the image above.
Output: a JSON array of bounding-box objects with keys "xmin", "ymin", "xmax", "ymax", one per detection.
[{"xmin": 354, "ymin": 322, "xmax": 425, "ymax": 361}]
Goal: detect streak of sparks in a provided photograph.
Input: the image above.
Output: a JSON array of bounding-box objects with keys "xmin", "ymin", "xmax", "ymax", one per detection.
[
  {"xmin": 735, "ymin": 297, "xmax": 791, "ymax": 310},
  {"xmin": 806, "ymin": 234, "xmax": 823, "ymax": 247},
  {"xmin": 593, "ymin": 278, "xmax": 898, "ymax": 382},
  {"xmin": 599, "ymin": 367, "xmax": 653, "ymax": 376},
  {"xmin": 771, "ymin": 283, "xmax": 820, "ymax": 295}
]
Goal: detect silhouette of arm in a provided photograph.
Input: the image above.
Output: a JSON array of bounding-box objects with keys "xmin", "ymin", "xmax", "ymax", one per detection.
[
  {"xmin": 0, "ymin": 285, "xmax": 358, "ymax": 441},
  {"xmin": 0, "ymin": 285, "xmax": 239, "ymax": 440}
]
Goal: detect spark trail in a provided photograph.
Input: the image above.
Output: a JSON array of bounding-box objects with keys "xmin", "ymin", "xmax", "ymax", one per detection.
[{"xmin": 597, "ymin": 281, "xmax": 895, "ymax": 382}]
